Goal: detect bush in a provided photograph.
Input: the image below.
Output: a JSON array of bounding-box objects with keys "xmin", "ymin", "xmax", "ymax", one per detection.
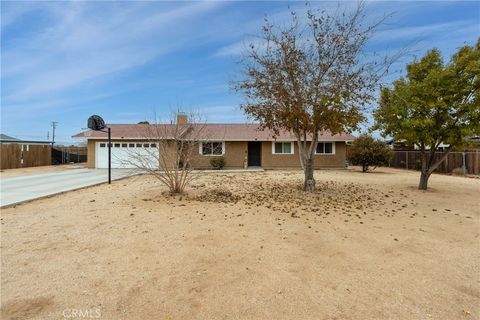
[
  {"xmin": 210, "ymin": 157, "xmax": 226, "ymax": 170},
  {"xmin": 348, "ymin": 134, "xmax": 393, "ymax": 172}
]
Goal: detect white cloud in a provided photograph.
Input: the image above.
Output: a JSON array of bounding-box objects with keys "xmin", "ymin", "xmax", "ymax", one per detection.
[
  {"xmin": 372, "ymin": 20, "xmax": 478, "ymax": 43},
  {"xmin": 196, "ymin": 105, "xmax": 247, "ymax": 123},
  {"xmin": 215, "ymin": 37, "xmax": 262, "ymax": 57},
  {"xmin": 1, "ymin": 1, "xmax": 224, "ymax": 102},
  {"xmin": 0, "ymin": 2, "xmax": 43, "ymax": 29}
]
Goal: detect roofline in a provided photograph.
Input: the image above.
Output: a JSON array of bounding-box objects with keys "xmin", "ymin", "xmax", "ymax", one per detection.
[
  {"xmin": 0, "ymin": 139, "xmax": 54, "ymax": 144},
  {"xmin": 72, "ymin": 124, "xmax": 356, "ymax": 141},
  {"xmin": 75, "ymin": 137, "xmax": 354, "ymax": 142}
]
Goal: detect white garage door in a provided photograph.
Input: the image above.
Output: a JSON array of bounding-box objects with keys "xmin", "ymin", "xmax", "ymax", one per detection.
[{"xmin": 95, "ymin": 142, "xmax": 159, "ymax": 169}]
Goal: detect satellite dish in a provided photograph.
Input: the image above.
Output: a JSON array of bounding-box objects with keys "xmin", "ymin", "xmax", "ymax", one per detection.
[{"xmin": 88, "ymin": 115, "xmax": 106, "ymax": 131}]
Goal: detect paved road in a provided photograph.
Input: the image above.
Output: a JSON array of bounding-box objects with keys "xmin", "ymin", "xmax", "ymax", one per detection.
[{"xmin": 0, "ymin": 168, "xmax": 139, "ymax": 207}]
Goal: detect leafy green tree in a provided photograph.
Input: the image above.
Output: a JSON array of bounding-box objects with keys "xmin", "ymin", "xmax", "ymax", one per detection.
[
  {"xmin": 138, "ymin": 121, "xmax": 150, "ymax": 124},
  {"xmin": 374, "ymin": 41, "xmax": 480, "ymax": 190},
  {"xmin": 348, "ymin": 134, "xmax": 393, "ymax": 172}
]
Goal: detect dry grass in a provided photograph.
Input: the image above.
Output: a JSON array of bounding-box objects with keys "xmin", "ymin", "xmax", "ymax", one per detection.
[{"xmin": 1, "ymin": 168, "xmax": 479, "ymax": 319}]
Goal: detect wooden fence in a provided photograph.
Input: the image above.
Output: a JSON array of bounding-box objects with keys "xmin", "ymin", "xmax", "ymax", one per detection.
[
  {"xmin": 0, "ymin": 144, "xmax": 52, "ymax": 170},
  {"xmin": 390, "ymin": 151, "xmax": 480, "ymax": 175}
]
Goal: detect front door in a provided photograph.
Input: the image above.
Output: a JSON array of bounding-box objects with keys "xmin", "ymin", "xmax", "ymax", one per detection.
[{"xmin": 248, "ymin": 142, "xmax": 261, "ymax": 167}]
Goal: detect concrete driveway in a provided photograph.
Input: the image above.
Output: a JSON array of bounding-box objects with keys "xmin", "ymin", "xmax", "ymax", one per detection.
[{"xmin": 0, "ymin": 168, "xmax": 139, "ymax": 207}]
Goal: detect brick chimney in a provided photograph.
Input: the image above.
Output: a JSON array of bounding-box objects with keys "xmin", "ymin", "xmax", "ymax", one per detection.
[{"xmin": 177, "ymin": 113, "xmax": 188, "ymax": 125}]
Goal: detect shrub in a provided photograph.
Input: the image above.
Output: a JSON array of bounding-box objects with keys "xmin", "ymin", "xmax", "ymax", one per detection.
[
  {"xmin": 210, "ymin": 157, "xmax": 226, "ymax": 170},
  {"xmin": 348, "ymin": 134, "xmax": 393, "ymax": 172}
]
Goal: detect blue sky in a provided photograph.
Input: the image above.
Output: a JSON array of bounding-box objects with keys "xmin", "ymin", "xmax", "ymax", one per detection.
[{"xmin": 1, "ymin": 1, "xmax": 479, "ymax": 144}]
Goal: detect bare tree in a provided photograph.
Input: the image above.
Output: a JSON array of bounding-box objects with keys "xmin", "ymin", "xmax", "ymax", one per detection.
[
  {"xmin": 235, "ymin": 3, "xmax": 397, "ymax": 192},
  {"xmin": 122, "ymin": 112, "xmax": 207, "ymax": 194}
]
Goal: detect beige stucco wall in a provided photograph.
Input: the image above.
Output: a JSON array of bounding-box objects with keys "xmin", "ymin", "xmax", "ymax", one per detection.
[
  {"xmin": 191, "ymin": 141, "xmax": 247, "ymax": 169},
  {"xmin": 261, "ymin": 141, "xmax": 346, "ymax": 169},
  {"xmin": 85, "ymin": 139, "xmax": 345, "ymax": 169},
  {"xmin": 86, "ymin": 139, "xmax": 96, "ymax": 168}
]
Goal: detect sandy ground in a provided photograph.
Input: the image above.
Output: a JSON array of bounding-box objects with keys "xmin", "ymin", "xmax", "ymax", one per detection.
[
  {"xmin": 1, "ymin": 168, "xmax": 479, "ymax": 320},
  {"xmin": 0, "ymin": 164, "xmax": 86, "ymax": 179}
]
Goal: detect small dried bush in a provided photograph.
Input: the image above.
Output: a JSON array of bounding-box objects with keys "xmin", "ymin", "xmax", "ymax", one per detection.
[{"xmin": 210, "ymin": 157, "xmax": 226, "ymax": 170}]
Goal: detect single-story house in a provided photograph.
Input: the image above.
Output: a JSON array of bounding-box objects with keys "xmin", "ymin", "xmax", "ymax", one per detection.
[{"xmin": 72, "ymin": 115, "xmax": 355, "ymax": 169}]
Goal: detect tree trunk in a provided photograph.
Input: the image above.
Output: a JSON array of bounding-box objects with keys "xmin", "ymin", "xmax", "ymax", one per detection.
[
  {"xmin": 304, "ymin": 158, "xmax": 315, "ymax": 192},
  {"xmin": 418, "ymin": 171, "xmax": 430, "ymax": 190},
  {"xmin": 418, "ymin": 150, "xmax": 431, "ymax": 190},
  {"xmin": 362, "ymin": 163, "xmax": 368, "ymax": 172},
  {"xmin": 297, "ymin": 142, "xmax": 305, "ymax": 170},
  {"xmin": 418, "ymin": 147, "xmax": 450, "ymax": 190}
]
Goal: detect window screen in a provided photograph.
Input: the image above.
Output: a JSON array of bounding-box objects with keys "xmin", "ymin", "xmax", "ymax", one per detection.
[
  {"xmin": 316, "ymin": 143, "xmax": 324, "ymax": 154},
  {"xmin": 275, "ymin": 143, "xmax": 283, "ymax": 154},
  {"xmin": 324, "ymin": 143, "xmax": 333, "ymax": 154},
  {"xmin": 316, "ymin": 142, "xmax": 333, "ymax": 154},
  {"xmin": 274, "ymin": 142, "xmax": 292, "ymax": 154},
  {"xmin": 202, "ymin": 142, "xmax": 223, "ymax": 155}
]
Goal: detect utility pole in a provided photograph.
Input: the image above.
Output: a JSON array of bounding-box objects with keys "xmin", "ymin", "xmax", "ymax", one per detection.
[
  {"xmin": 51, "ymin": 122, "xmax": 58, "ymax": 145},
  {"xmin": 108, "ymin": 127, "xmax": 111, "ymax": 184}
]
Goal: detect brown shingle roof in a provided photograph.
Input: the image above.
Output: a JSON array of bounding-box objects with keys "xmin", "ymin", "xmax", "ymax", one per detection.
[{"xmin": 72, "ymin": 124, "xmax": 355, "ymax": 142}]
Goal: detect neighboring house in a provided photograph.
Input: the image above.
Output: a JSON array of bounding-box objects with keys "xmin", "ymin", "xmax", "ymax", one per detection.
[
  {"xmin": 466, "ymin": 136, "xmax": 480, "ymax": 151},
  {"xmin": 386, "ymin": 139, "xmax": 413, "ymax": 151},
  {"xmin": 387, "ymin": 138, "xmax": 480, "ymax": 152},
  {"xmin": 0, "ymin": 134, "xmax": 53, "ymax": 169},
  {"xmin": 0, "ymin": 134, "xmax": 19, "ymax": 141},
  {"xmin": 72, "ymin": 115, "xmax": 355, "ymax": 169},
  {"xmin": 0, "ymin": 134, "xmax": 53, "ymax": 146}
]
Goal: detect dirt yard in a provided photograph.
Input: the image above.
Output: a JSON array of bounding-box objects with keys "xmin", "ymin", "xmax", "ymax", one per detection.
[
  {"xmin": 0, "ymin": 164, "xmax": 85, "ymax": 179},
  {"xmin": 1, "ymin": 168, "xmax": 479, "ymax": 319}
]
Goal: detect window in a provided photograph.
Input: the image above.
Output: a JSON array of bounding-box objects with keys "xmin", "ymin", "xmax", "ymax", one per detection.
[
  {"xmin": 150, "ymin": 143, "xmax": 157, "ymax": 148},
  {"xmin": 315, "ymin": 142, "xmax": 335, "ymax": 154},
  {"xmin": 136, "ymin": 143, "xmax": 142, "ymax": 148},
  {"xmin": 129, "ymin": 143, "xmax": 135, "ymax": 148},
  {"xmin": 272, "ymin": 142, "xmax": 293, "ymax": 154},
  {"xmin": 114, "ymin": 143, "xmax": 120, "ymax": 148},
  {"xmin": 100, "ymin": 143, "xmax": 106, "ymax": 148},
  {"xmin": 201, "ymin": 142, "xmax": 224, "ymax": 156},
  {"xmin": 121, "ymin": 143, "xmax": 127, "ymax": 148}
]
